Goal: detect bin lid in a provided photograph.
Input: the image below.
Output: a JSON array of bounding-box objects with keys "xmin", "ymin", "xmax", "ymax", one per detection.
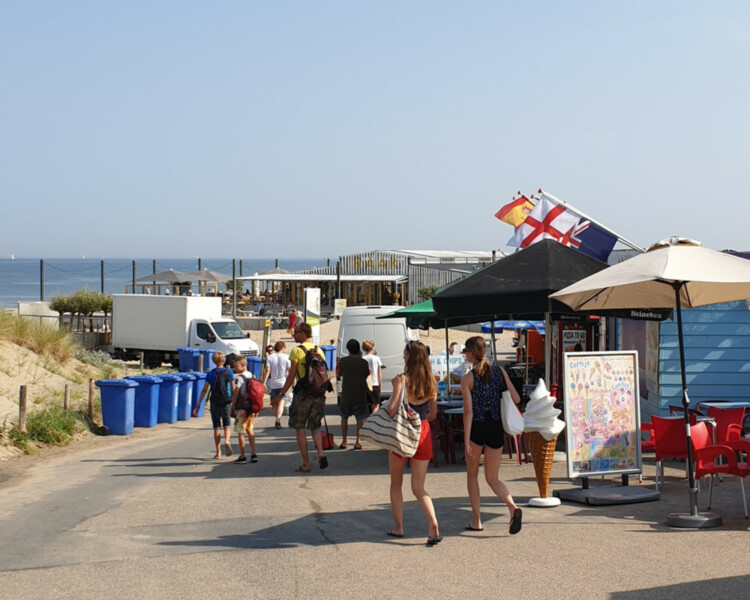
[
  {"xmin": 95, "ymin": 379, "xmax": 138, "ymax": 388},
  {"xmin": 158, "ymin": 374, "xmax": 183, "ymax": 382},
  {"xmin": 177, "ymin": 372, "xmax": 197, "ymax": 380},
  {"xmin": 126, "ymin": 375, "xmax": 163, "ymax": 383}
]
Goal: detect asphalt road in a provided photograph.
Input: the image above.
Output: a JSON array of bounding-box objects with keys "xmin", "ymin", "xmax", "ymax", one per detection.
[{"xmin": 1, "ymin": 405, "xmax": 749, "ymax": 600}]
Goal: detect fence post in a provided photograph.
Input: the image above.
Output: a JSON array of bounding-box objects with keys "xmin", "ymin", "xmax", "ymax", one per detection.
[
  {"xmin": 18, "ymin": 386, "xmax": 27, "ymax": 433},
  {"xmin": 88, "ymin": 378, "xmax": 95, "ymax": 419},
  {"xmin": 198, "ymin": 353, "xmax": 204, "ymax": 372},
  {"xmin": 64, "ymin": 384, "xmax": 70, "ymax": 410}
]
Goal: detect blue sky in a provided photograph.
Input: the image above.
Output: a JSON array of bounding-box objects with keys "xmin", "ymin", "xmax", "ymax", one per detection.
[{"xmin": 2, "ymin": 1, "xmax": 749, "ymax": 259}]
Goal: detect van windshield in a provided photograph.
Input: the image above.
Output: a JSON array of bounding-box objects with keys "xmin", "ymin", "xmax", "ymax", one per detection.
[{"xmin": 211, "ymin": 321, "xmax": 246, "ymax": 340}]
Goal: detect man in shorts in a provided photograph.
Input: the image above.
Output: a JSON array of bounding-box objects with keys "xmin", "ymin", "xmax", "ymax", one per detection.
[
  {"xmin": 279, "ymin": 322, "xmax": 329, "ymax": 472},
  {"xmin": 262, "ymin": 341, "xmax": 290, "ymax": 429},
  {"xmin": 338, "ymin": 338, "xmax": 371, "ymax": 449}
]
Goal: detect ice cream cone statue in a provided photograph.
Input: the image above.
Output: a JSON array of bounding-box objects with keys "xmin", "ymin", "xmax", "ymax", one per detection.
[{"xmin": 523, "ymin": 379, "xmax": 565, "ymax": 507}]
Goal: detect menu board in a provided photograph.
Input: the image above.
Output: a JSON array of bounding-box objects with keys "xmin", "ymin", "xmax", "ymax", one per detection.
[{"xmin": 562, "ymin": 351, "xmax": 641, "ymax": 478}]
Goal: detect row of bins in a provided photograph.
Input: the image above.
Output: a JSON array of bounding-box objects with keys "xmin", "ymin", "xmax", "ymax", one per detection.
[
  {"xmin": 95, "ymin": 371, "xmax": 208, "ymax": 435},
  {"xmin": 178, "ymin": 348, "xmax": 268, "ymax": 378}
]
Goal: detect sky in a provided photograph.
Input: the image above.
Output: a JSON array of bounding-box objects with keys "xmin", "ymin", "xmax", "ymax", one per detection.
[{"xmin": 2, "ymin": 1, "xmax": 749, "ymax": 259}]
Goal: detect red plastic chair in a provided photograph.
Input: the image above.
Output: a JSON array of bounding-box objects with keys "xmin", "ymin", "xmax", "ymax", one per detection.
[
  {"xmin": 707, "ymin": 406, "xmax": 745, "ymax": 444},
  {"xmin": 690, "ymin": 422, "xmax": 747, "ymax": 519},
  {"xmin": 641, "ymin": 422, "xmax": 656, "ymax": 453},
  {"xmin": 504, "ymin": 432, "xmax": 530, "ymax": 466},
  {"xmin": 652, "ymin": 416, "xmax": 688, "ymax": 491}
]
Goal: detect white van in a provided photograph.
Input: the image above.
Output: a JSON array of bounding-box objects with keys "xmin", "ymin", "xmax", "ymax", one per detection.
[{"xmin": 336, "ymin": 306, "xmax": 420, "ymax": 401}]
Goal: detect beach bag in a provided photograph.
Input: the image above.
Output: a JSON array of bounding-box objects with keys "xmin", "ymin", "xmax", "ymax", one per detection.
[
  {"xmin": 211, "ymin": 369, "xmax": 232, "ymax": 408},
  {"xmin": 501, "ymin": 390, "xmax": 524, "ymax": 436},
  {"xmin": 360, "ymin": 378, "xmax": 421, "ymax": 457},
  {"xmin": 245, "ymin": 379, "xmax": 265, "ymax": 413},
  {"xmin": 321, "ymin": 415, "xmax": 335, "ymax": 450}
]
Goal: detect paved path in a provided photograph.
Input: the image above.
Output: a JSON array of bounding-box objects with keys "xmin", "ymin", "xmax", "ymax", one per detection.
[{"xmin": 1, "ymin": 406, "xmax": 749, "ymax": 600}]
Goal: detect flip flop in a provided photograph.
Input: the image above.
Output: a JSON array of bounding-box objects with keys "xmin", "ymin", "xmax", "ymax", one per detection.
[
  {"xmin": 464, "ymin": 524, "xmax": 484, "ymax": 531},
  {"xmin": 426, "ymin": 536, "xmax": 443, "ymax": 546},
  {"xmin": 294, "ymin": 465, "xmax": 311, "ymax": 473},
  {"xmin": 224, "ymin": 443, "xmax": 233, "ymax": 457},
  {"xmin": 353, "ymin": 443, "xmax": 362, "ymax": 450},
  {"xmin": 319, "ymin": 456, "xmax": 328, "ymax": 469},
  {"xmin": 509, "ymin": 508, "xmax": 523, "ymax": 535},
  {"xmin": 339, "ymin": 443, "xmax": 348, "ymax": 449},
  {"xmin": 386, "ymin": 531, "xmax": 404, "ymax": 538}
]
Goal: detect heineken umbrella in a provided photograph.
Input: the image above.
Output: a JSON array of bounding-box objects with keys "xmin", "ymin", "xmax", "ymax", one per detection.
[{"xmin": 552, "ymin": 236, "xmax": 750, "ymax": 528}]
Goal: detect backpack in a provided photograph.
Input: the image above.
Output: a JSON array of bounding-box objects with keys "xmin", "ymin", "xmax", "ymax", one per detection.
[
  {"xmin": 298, "ymin": 344, "xmax": 333, "ymax": 397},
  {"xmin": 210, "ymin": 368, "xmax": 233, "ymax": 407},
  {"xmin": 245, "ymin": 379, "xmax": 266, "ymax": 413}
]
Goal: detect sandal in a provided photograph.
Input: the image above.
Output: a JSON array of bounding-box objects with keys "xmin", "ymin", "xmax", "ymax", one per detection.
[
  {"xmin": 339, "ymin": 443, "xmax": 348, "ymax": 449},
  {"xmin": 353, "ymin": 443, "xmax": 362, "ymax": 450},
  {"xmin": 224, "ymin": 443, "xmax": 233, "ymax": 457},
  {"xmin": 294, "ymin": 465, "xmax": 311, "ymax": 473},
  {"xmin": 509, "ymin": 508, "xmax": 523, "ymax": 535},
  {"xmin": 426, "ymin": 536, "xmax": 443, "ymax": 546},
  {"xmin": 319, "ymin": 456, "xmax": 328, "ymax": 469},
  {"xmin": 386, "ymin": 531, "xmax": 404, "ymax": 538},
  {"xmin": 464, "ymin": 524, "xmax": 483, "ymax": 531}
]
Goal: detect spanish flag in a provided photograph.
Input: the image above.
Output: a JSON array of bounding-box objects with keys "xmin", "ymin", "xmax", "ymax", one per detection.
[{"xmin": 495, "ymin": 195, "xmax": 534, "ymax": 228}]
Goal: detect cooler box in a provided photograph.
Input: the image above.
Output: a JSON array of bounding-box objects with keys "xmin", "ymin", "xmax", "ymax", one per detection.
[
  {"xmin": 95, "ymin": 379, "xmax": 137, "ymax": 435},
  {"xmin": 157, "ymin": 374, "xmax": 181, "ymax": 424},
  {"xmin": 126, "ymin": 375, "xmax": 162, "ymax": 428},
  {"xmin": 321, "ymin": 345, "xmax": 337, "ymax": 371},
  {"xmin": 178, "ymin": 347, "xmax": 200, "ymax": 372},
  {"xmin": 247, "ymin": 356, "xmax": 262, "ymax": 378},
  {"xmin": 176, "ymin": 372, "xmax": 196, "ymax": 420},
  {"xmin": 191, "ymin": 371, "xmax": 208, "ymax": 417}
]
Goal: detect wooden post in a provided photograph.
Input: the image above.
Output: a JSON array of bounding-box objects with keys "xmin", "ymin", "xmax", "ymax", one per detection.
[
  {"xmin": 64, "ymin": 384, "xmax": 70, "ymax": 411},
  {"xmin": 139, "ymin": 352, "xmax": 144, "ymax": 371},
  {"xmin": 198, "ymin": 353, "xmax": 204, "ymax": 372},
  {"xmin": 88, "ymin": 378, "xmax": 95, "ymax": 419},
  {"xmin": 40, "ymin": 260, "xmax": 44, "ymax": 301},
  {"xmin": 18, "ymin": 386, "xmax": 27, "ymax": 433}
]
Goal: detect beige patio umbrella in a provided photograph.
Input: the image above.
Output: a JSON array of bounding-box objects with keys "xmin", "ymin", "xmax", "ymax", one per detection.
[{"xmin": 551, "ymin": 236, "xmax": 750, "ymax": 528}]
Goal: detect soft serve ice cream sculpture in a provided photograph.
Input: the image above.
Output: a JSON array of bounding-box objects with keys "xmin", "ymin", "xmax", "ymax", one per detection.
[{"xmin": 523, "ymin": 379, "xmax": 565, "ymax": 507}]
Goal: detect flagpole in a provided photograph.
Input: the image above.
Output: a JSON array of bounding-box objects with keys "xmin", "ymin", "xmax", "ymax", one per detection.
[{"xmin": 538, "ymin": 190, "xmax": 644, "ymax": 253}]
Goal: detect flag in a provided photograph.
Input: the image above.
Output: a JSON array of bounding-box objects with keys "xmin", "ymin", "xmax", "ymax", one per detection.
[
  {"xmin": 507, "ymin": 191, "xmax": 618, "ymax": 262},
  {"xmin": 507, "ymin": 193, "xmax": 580, "ymax": 248},
  {"xmin": 495, "ymin": 195, "xmax": 534, "ymax": 228}
]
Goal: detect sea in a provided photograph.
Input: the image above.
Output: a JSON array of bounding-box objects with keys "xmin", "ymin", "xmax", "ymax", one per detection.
[{"xmin": 0, "ymin": 258, "xmax": 327, "ymax": 308}]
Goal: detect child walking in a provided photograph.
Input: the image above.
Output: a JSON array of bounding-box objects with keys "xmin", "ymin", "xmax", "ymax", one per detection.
[
  {"xmin": 230, "ymin": 356, "xmax": 258, "ymax": 463},
  {"xmin": 193, "ymin": 351, "xmax": 234, "ymax": 459}
]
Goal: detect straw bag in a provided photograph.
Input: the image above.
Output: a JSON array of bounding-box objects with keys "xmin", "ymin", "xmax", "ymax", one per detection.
[
  {"xmin": 501, "ymin": 390, "xmax": 524, "ymax": 436},
  {"xmin": 360, "ymin": 378, "xmax": 421, "ymax": 457}
]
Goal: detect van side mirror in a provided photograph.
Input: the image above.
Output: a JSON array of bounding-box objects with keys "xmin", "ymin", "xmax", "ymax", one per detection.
[{"xmin": 207, "ymin": 333, "xmax": 216, "ymax": 343}]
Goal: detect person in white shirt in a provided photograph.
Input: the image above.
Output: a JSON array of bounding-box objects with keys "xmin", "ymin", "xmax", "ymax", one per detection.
[
  {"xmin": 362, "ymin": 339, "xmax": 383, "ymax": 413},
  {"xmin": 262, "ymin": 341, "xmax": 291, "ymax": 429}
]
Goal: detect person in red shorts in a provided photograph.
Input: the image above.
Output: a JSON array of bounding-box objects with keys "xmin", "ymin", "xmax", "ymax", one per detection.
[{"xmin": 385, "ymin": 341, "xmax": 441, "ymax": 546}]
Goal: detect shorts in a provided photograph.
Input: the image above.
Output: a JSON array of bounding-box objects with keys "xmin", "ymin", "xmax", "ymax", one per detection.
[
  {"xmin": 339, "ymin": 399, "xmax": 370, "ymax": 421},
  {"xmin": 210, "ymin": 403, "xmax": 231, "ymax": 430},
  {"xmin": 288, "ymin": 390, "xmax": 326, "ymax": 431},
  {"xmin": 367, "ymin": 386, "xmax": 381, "ymax": 406},
  {"xmin": 469, "ymin": 418, "xmax": 505, "ymax": 449},
  {"xmin": 392, "ymin": 420, "xmax": 432, "ymax": 462},
  {"xmin": 269, "ymin": 388, "xmax": 284, "ymax": 401},
  {"xmin": 234, "ymin": 410, "xmax": 256, "ymax": 433}
]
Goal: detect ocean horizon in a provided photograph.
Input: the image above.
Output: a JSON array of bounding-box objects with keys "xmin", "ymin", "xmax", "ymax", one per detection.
[{"xmin": 0, "ymin": 257, "xmax": 328, "ymax": 307}]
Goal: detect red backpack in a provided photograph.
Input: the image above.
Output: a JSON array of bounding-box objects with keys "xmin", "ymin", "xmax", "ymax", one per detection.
[{"xmin": 245, "ymin": 379, "xmax": 265, "ymax": 413}]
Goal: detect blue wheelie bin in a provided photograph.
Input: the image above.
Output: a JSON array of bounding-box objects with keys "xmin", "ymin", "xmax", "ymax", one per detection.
[
  {"xmin": 176, "ymin": 372, "xmax": 196, "ymax": 420},
  {"xmin": 198, "ymin": 349, "xmax": 217, "ymax": 372},
  {"xmin": 320, "ymin": 345, "xmax": 337, "ymax": 371},
  {"xmin": 247, "ymin": 356, "xmax": 262, "ymax": 378},
  {"xmin": 191, "ymin": 371, "xmax": 208, "ymax": 417},
  {"xmin": 126, "ymin": 375, "xmax": 162, "ymax": 428},
  {"xmin": 157, "ymin": 374, "xmax": 181, "ymax": 424},
  {"xmin": 95, "ymin": 379, "xmax": 137, "ymax": 435},
  {"xmin": 178, "ymin": 347, "xmax": 200, "ymax": 372}
]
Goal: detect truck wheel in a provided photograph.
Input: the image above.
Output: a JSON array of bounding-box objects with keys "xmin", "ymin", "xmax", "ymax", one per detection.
[{"xmin": 144, "ymin": 353, "xmax": 162, "ymax": 369}]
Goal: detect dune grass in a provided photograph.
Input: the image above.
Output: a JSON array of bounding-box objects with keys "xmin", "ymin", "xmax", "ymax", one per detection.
[{"xmin": 0, "ymin": 310, "xmax": 77, "ymax": 363}]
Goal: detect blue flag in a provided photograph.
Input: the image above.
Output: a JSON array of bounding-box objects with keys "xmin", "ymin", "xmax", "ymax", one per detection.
[{"xmin": 569, "ymin": 220, "xmax": 617, "ymax": 263}]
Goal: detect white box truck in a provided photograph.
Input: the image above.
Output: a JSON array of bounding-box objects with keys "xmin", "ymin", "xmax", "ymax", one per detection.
[
  {"xmin": 111, "ymin": 294, "xmax": 259, "ymax": 368},
  {"xmin": 335, "ymin": 305, "xmax": 420, "ymax": 401}
]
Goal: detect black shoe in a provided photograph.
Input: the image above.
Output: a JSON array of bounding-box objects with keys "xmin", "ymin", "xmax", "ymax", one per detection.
[
  {"xmin": 275, "ymin": 421, "xmax": 281, "ymax": 429},
  {"xmin": 319, "ymin": 455, "xmax": 328, "ymax": 469},
  {"xmin": 234, "ymin": 456, "xmax": 247, "ymax": 464},
  {"xmin": 250, "ymin": 455, "xmax": 258, "ymax": 463}
]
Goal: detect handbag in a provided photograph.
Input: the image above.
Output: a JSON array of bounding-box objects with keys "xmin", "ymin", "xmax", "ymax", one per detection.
[
  {"xmin": 501, "ymin": 390, "xmax": 524, "ymax": 436},
  {"xmin": 321, "ymin": 415, "xmax": 335, "ymax": 450},
  {"xmin": 360, "ymin": 377, "xmax": 422, "ymax": 457}
]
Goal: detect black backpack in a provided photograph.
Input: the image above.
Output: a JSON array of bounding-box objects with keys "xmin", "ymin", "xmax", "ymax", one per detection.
[
  {"xmin": 210, "ymin": 368, "xmax": 233, "ymax": 407},
  {"xmin": 298, "ymin": 345, "xmax": 333, "ymax": 397}
]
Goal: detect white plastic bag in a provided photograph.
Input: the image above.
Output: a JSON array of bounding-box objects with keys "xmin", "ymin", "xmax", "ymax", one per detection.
[{"xmin": 501, "ymin": 390, "xmax": 524, "ymax": 436}]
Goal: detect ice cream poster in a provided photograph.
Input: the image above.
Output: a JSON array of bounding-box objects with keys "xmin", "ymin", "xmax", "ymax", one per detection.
[{"xmin": 562, "ymin": 351, "xmax": 641, "ymax": 478}]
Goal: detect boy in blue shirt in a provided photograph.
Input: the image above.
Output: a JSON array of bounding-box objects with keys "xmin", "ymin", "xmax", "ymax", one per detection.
[{"xmin": 194, "ymin": 351, "xmax": 235, "ymax": 459}]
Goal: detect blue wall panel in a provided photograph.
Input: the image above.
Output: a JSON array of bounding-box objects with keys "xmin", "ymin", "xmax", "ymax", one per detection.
[{"xmin": 658, "ymin": 301, "xmax": 750, "ymax": 412}]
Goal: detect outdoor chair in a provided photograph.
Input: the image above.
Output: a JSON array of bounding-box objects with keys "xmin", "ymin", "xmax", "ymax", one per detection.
[
  {"xmin": 668, "ymin": 405, "xmax": 702, "ymax": 424},
  {"xmin": 690, "ymin": 422, "xmax": 747, "ymax": 519},
  {"xmin": 652, "ymin": 416, "xmax": 689, "ymax": 491},
  {"xmin": 641, "ymin": 422, "xmax": 656, "ymax": 453},
  {"xmin": 706, "ymin": 406, "xmax": 745, "ymax": 444},
  {"xmin": 430, "ymin": 414, "xmax": 455, "ymax": 467},
  {"xmin": 504, "ymin": 432, "xmax": 530, "ymax": 466}
]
